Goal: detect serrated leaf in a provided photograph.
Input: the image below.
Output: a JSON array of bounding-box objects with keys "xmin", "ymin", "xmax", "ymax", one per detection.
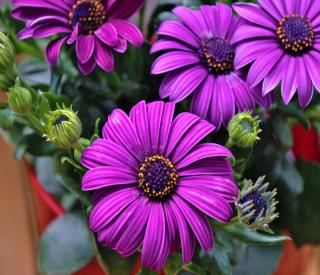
[
  {"xmin": 38, "ymin": 213, "xmax": 94, "ymax": 274},
  {"xmin": 223, "ymin": 224, "xmax": 290, "ymax": 245}
]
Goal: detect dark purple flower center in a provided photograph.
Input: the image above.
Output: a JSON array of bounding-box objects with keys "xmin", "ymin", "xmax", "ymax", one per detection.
[
  {"xmin": 240, "ymin": 191, "xmax": 267, "ymax": 224},
  {"xmin": 199, "ymin": 37, "xmax": 234, "ymax": 74},
  {"xmin": 138, "ymin": 155, "xmax": 178, "ymax": 200},
  {"xmin": 69, "ymin": 0, "xmax": 107, "ymax": 34},
  {"xmin": 53, "ymin": 115, "xmax": 69, "ymax": 126},
  {"xmin": 277, "ymin": 14, "xmax": 314, "ymax": 55}
]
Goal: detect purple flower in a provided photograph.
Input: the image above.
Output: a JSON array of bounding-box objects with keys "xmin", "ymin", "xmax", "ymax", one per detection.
[
  {"xmin": 233, "ymin": 0, "xmax": 320, "ymax": 107},
  {"xmin": 80, "ymin": 100, "xmax": 238, "ymax": 271},
  {"xmin": 12, "ymin": 0, "xmax": 144, "ymax": 75},
  {"xmin": 151, "ymin": 4, "xmax": 273, "ymax": 129}
]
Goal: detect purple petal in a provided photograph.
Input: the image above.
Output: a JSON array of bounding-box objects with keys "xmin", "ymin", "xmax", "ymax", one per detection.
[
  {"xmin": 157, "ymin": 21, "xmax": 200, "ymax": 48},
  {"xmin": 151, "ymin": 51, "xmax": 200, "ymax": 75},
  {"xmin": 95, "ymin": 38, "xmax": 114, "ymax": 72},
  {"xmin": 165, "ymin": 113, "xmax": 200, "ymax": 157},
  {"xmin": 251, "ymin": 86, "xmax": 275, "ymax": 110},
  {"xmin": 129, "ymin": 100, "xmax": 151, "ymax": 155},
  {"xmin": 179, "ymin": 175, "xmax": 238, "ymax": 202},
  {"xmin": 247, "ymin": 48, "xmax": 283, "ymax": 88},
  {"xmin": 163, "ymin": 202, "xmax": 180, "ymax": 253},
  {"xmin": 169, "ymin": 65, "xmax": 208, "ymax": 102},
  {"xmin": 67, "ymin": 24, "xmax": 79, "ymax": 45},
  {"xmin": 158, "ymin": 102, "xmax": 175, "ymax": 155},
  {"xmin": 173, "ymin": 194, "xmax": 213, "ymax": 252},
  {"xmin": 177, "ymin": 143, "xmax": 233, "ymax": 169},
  {"xmin": 89, "ymin": 187, "xmax": 139, "ymax": 231},
  {"xmin": 179, "ymin": 158, "xmax": 233, "ymax": 177},
  {"xmin": 262, "ymin": 54, "xmax": 287, "ymax": 96},
  {"xmin": 102, "ymin": 109, "xmax": 144, "ymax": 161},
  {"xmin": 171, "ymin": 119, "xmax": 215, "ymax": 163},
  {"xmin": 231, "ymin": 24, "xmax": 276, "ymax": 44},
  {"xmin": 259, "ymin": 0, "xmax": 282, "ymax": 21},
  {"xmin": 233, "ymin": 3, "xmax": 277, "ymax": 29},
  {"xmin": 217, "ymin": 75, "xmax": 235, "ymax": 126},
  {"xmin": 172, "ymin": 6, "xmax": 208, "ymax": 39},
  {"xmin": 169, "ymin": 200, "xmax": 195, "ymax": 264},
  {"xmin": 298, "ymin": 0, "xmax": 313, "ymax": 16},
  {"xmin": 32, "ymin": 24, "xmax": 70, "ymax": 38},
  {"xmin": 176, "ymin": 186, "xmax": 233, "ymax": 223},
  {"xmin": 142, "ymin": 203, "xmax": 168, "ymax": 271},
  {"xmin": 200, "ymin": 5, "xmax": 217, "ymax": 34},
  {"xmin": 108, "ymin": 0, "xmax": 144, "ymax": 19},
  {"xmin": 114, "ymin": 38, "xmax": 127, "ymax": 53},
  {"xmin": 45, "ymin": 36, "xmax": 66, "ymax": 66},
  {"xmin": 215, "ymin": 3, "xmax": 233, "ymax": 38},
  {"xmin": 147, "ymin": 101, "xmax": 164, "ymax": 155},
  {"xmin": 109, "ymin": 19, "xmax": 143, "ymax": 47},
  {"xmin": 281, "ymin": 57, "xmax": 298, "ymax": 104},
  {"xmin": 114, "ymin": 197, "xmax": 151, "ymax": 256},
  {"xmin": 297, "ymin": 57, "xmax": 314, "ymax": 108},
  {"xmin": 304, "ymin": 51, "xmax": 320, "ymax": 92},
  {"xmin": 82, "ymin": 166, "xmax": 137, "ymax": 191},
  {"xmin": 151, "ymin": 39, "xmax": 193, "ymax": 54},
  {"xmin": 80, "ymin": 139, "xmax": 137, "ymax": 171},
  {"xmin": 76, "ymin": 35, "xmax": 95, "ymax": 64},
  {"xmin": 209, "ymin": 78, "xmax": 222, "ymax": 129},
  {"xmin": 77, "ymin": 57, "xmax": 96, "ymax": 75},
  {"xmin": 234, "ymin": 39, "xmax": 279, "ymax": 69},
  {"xmin": 190, "ymin": 75, "xmax": 213, "ymax": 119},
  {"xmin": 95, "ymin": 22, "xmax": 118, "ymax": 46}
]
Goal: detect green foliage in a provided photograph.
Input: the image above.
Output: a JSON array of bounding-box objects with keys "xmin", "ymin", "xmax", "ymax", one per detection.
[{"xmin": 38, "ymin": 212, "xmax": 94, "ymax": 274}]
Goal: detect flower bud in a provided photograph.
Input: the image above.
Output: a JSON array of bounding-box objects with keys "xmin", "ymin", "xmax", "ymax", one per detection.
[
  {"xmin": 0, "ymin": 32, "xmax": 15, "ymax": 75},
  {"xmin": 236, "ymin": 176, "xmax": 279, "ymax": 232},
  {"xmin": 44, "ymin": 105, "xmax": 82, "ymax": 149},
  {"xmin": 8, "ymin": 78, "xmax": 32, "ymax": 115},
  {"xmin": 228, "ymin": 111, "xmax": 261, "ymax": 148}
]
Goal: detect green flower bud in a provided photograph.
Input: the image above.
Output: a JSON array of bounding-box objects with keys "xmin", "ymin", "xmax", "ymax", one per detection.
[
  {"xmin": 228, "ymin": 111, "xmax": 261, "ymax": 148},
  {"xmin": 8, "ymin": 78, "xmax": 32, "ymax": 115},
  {"xmin": 44, "ymin": 106, "xmax": 82, "ymax": 149},
  {"xmin": 0, "ymin": 32, "xmax": 15, "ymax": 75},
  {"xmin": 236, "ymin": 176, "xmax": 279, "ymax": 233}
]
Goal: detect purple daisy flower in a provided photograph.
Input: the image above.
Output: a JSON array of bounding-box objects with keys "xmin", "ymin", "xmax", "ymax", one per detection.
[
  {"xmin": 80, "ymin": 100, "xmax": 238, "ymax": 271},
  {"xmin": 233, "ymin": 0, "xmax": 320, "ymax": 107},
  {"xmin": 12, "ymin": 0, "xmax": 144, "ymax": 75},
  {"xmin": 150, "ymin": 4, "xmax": 273, "ymax": 129}
]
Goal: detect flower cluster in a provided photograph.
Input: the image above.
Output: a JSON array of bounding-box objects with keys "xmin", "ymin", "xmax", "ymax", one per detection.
[
  {"xmin": 8, "ymin": 0, "xmax": 314, "ymax": 272},
  {"xmin": 12, "ymin": 0, "xmax": 144, "ymax": 74}
]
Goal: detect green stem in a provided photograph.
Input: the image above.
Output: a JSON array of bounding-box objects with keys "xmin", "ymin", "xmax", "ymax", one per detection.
[
  {"xmin": 25, "ymin": 112, "xmax": 45, "ymax": 134},
  {"xmin": 225, "ymin": 138, "xmax": 233, "ymax": 149},
  {"xmin": 74, "ymin": 140, "xmax": 84, "ymax": 152},
  {"xmin": 139, "ymin": 4, "xmax": 146, "ymax": 32}
]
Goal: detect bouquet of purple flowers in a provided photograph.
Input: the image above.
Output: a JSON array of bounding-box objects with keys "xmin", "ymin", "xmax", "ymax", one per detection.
[{"xmin": 0, "ymin": 0, "xmax": 319, "ymax": 274}]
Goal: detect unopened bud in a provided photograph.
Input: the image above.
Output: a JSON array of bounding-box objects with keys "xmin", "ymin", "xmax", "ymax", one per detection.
[{"xmin": 8, "ymin": 78, "xmax": 32, "ymax": 115}]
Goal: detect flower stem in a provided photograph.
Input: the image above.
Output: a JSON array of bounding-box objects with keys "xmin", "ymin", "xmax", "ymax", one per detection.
[{"xmin": 25, "ymin": 112, "xmax": 45, "ymax": 134}]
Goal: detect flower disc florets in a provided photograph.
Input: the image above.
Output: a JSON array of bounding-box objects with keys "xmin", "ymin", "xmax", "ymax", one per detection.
[
  {"xmin": 236, "ymin": 176, "xmax": 279, "ymax": 232},
  {"xmin": 45, "ymin": 105, "xmax": 82, "ymax": 149},
  {"xmin": 138, "ymin": 155, "xmax": 178, "ymax": 200}
]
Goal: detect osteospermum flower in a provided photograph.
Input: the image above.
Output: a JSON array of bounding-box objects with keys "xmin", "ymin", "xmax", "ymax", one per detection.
[
  {"xmin": 236, "ymin": 176, "xmax": 278, "ymax": 232},
  {"xmin": 151, "ymin": 4, "xmax": 273, "ymax": 129},
  {"xmin": 80, "ymin": 100, "xmax": 238, "ymax": 271},
  {"xmin": 12, "ymin": 0, "xmax": 144, "ymax": 74},
  {"xmin": 233, "ymin": 0, "xmax": 320, "ymax": 107}
]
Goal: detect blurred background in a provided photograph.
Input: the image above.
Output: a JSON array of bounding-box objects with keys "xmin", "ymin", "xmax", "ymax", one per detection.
[{"xmin": 0, "ymin": 0, "xmax": 320, "ymax": 274}]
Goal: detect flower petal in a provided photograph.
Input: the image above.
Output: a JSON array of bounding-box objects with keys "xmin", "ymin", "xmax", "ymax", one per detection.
[
  {"xmin": 76, "ymin": 34, "xmax": 95, "ymax": 64},
  {"xmin": 45, "ymin": 36, "xmax": 66, "ymax": 66},
  {"xmin": 95, "ymin": 38, "xmax": 115, "ymax": 72},
  {"xmin": 95, "ymin": 22, "xmax": 118, "ymax": 46}
]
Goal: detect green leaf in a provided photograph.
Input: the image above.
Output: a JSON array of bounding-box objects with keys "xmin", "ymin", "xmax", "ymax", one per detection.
[
  {"xmin": 138, "ymin": 267, "xmax": 157, "ymax": 275},
  {"xmin": 38, "ymin": 212, "xmax": 94, "ymax": 274},
  {"xmin": 164, "ymin": 253, "xmax": 183, "ymax": 275},
  {"xmin": 34, "ymin": 92, "xmax": 51, "ymax": 122},
  {"xmin": 56, "ymin": 174, "xmax": 91, "ymax": 206},
  {"xmin": 223, "ymin": 224, "xmax": 290, "ymax": 245},
  {"xmin": 286, "ymin": 159, "xmax": 320, "ymax": 245},
  {"xmin": 277, "ymin": 104, "xmax": 311, "ymax": 129},
  {"xmin": 276, "ymin": 158, "xmax": 304, "ymax": 195},
  {"xmin": 233, "ymin": 245, "xmax": 283, "ymax": 275},
  {"xmin": 272, "ymin": 117, "xmax": 293, "ymax": 150},
  {"xmin": 61, "ymin": 156, "xmax": 85, "ymax": 171},
  {"xmin": 35, "ymin": 157, "xmax": 65, "ymax": 196}
]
